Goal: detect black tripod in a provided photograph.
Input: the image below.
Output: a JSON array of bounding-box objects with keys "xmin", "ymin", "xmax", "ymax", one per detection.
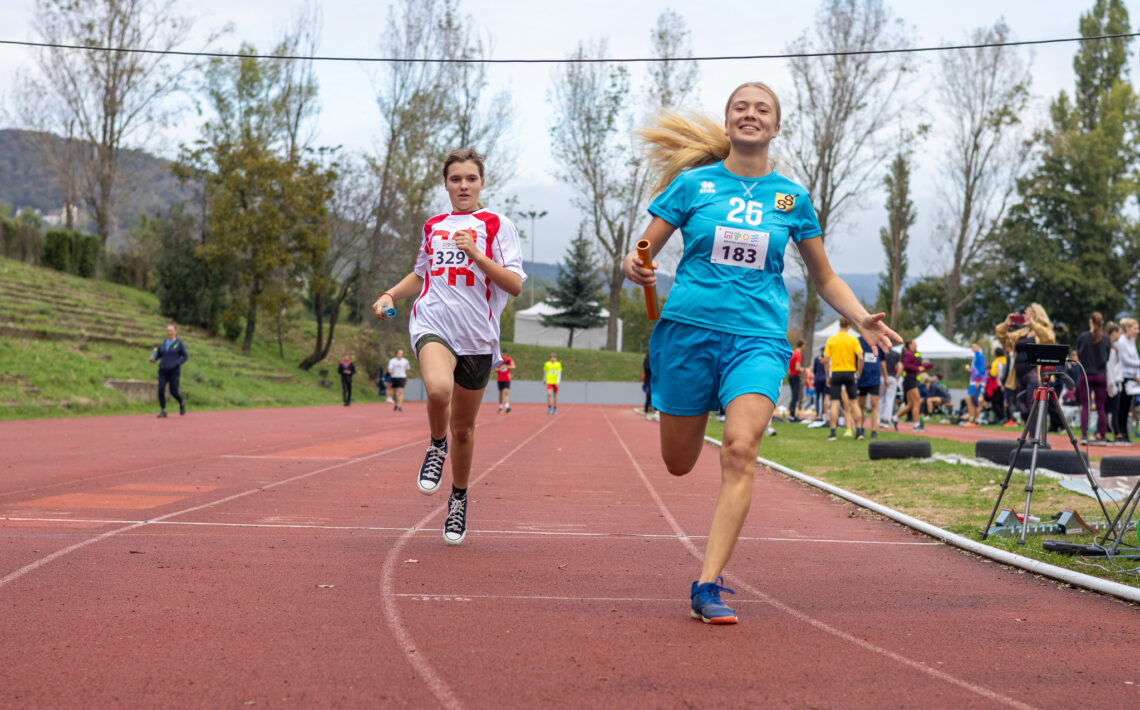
[{"xmin": 982, "ymin": 351, "xmax": 1112, "ymax": 545}]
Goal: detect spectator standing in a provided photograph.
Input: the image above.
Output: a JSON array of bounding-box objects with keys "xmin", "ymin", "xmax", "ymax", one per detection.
[
  {"xmin": 1076, "ymin": 312, "xmax": 1111, "ymax": 442},
  {"xmin": 642, "ymin": 352, "xmax": 654, "ymax": 418},
  {"xmin": 497, "ymin": 349, "xmax": 515, "ymax": 413},
  {"xmin": 337, "ymin": 352, "xmax": 357, "ymax": 406},
  {"xmin": 812, "ymin": 347, "xmax": 828, "ymax": 422},
  {"xmin": 1105, "ymin": 323, "xmax": 1124, "ymax": 443},
  {"xmin": 377, "ymin": 367, "xmax": 387, "ymax": 399},
  {"xmin": 387, "ymin": 349, "xmax": 411, "ymax": 412},
  {"xmin": 878, "ymin": 345, "xmax": 901, "ymax": 427},
  {"xmin": 989, "ymin": 347, "xmax": 1008, "ymax": 424},
  {"xmin": 149, "ymin": 324, "xmax": 188, "ymax": 418},
  {"xmin": 1118, "ymin": 318, "xmax": 1140, "ymax": 443},
  {"xmin": 544, "ymin": 352, "xmax": 562, "ymax": 414},
  {"xmin": 825, "ymin": 317, "xmax": 863, "ymax": 440},
  {"xmin": 786, "ymin": 340, "xmax": 805, "ymax": 421},
  {"xmin": 996, "ymin": 304, "xmax": 1057, "ymax": 432},
  {"xmin": 856, "ymin": 335, "xmax": 886, "ymax": 439},
  {"xmin": 962, "ymin": 343, "xmax": 986, "ymax": 426}
]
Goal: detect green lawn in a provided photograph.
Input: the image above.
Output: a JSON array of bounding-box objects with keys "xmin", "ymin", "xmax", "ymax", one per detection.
[
  {"xmin": 705, "ymin": 417, "xmax": 1140, "ymax": 588},
  {"xmin": 0, "ymin": 256, "xmax": 643, "ymax": 420}
]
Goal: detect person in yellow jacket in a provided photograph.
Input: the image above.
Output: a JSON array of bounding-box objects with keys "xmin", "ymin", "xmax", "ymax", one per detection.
[{"xmin": 544, "ymin": 352, "xmax": 562, "ymax": 414}]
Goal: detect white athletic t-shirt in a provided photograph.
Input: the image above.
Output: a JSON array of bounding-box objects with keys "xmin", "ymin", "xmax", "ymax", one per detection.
[
  {"xmin": 410, "ymin": 209, "xmax": 526, "ymax": 364},
  {"xmin": 387, "ymin": 357, "xmax": 410, "ymax": 379}
]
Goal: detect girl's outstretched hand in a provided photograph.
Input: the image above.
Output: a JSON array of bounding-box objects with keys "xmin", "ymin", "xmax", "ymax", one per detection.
[{"xmin": 860, "ymin": 312, "xmax": 901, "ymax": 352}]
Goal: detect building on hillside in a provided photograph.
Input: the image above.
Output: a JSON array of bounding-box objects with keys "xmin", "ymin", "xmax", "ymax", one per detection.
[{"xmin": 513, "ymin": 301, "xmax": 621, "ymax": 350}]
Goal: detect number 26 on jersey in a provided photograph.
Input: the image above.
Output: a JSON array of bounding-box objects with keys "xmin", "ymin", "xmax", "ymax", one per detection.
[{"xmin": 712, "ymin": 225, "xmax": 769, "ymax": 270}]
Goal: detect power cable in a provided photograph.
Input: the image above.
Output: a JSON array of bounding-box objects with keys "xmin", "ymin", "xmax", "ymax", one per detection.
[{"xmin": 0, "ymin": 32, "xmax": 1138, "ymax": 64}]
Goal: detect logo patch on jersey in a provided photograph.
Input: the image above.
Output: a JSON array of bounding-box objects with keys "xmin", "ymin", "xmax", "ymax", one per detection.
[
  {"xmin": 774, "ymin": 193, "xmax": 796, "ymax": 211},
  {"xmin": 699, "ymin": 181, "xmax": 716, "ymax": 195}
]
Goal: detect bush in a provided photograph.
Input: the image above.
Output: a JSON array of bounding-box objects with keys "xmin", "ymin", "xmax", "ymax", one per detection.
[
  {"xmin": 43, "ymin": 228, "xmax": 100, "ymax": 276},
  {"xmin": 43, "ymin": 229, "xmax": 72, "ymax": 272},
  {"xmin": 0, "ymin": 207, "xmax": 45, "ymax": 264}
]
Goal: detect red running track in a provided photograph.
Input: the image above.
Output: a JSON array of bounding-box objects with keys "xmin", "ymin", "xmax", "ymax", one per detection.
[{"xmin": 1, "ymin": 404, "xmax": 1138, "ymax": 708}]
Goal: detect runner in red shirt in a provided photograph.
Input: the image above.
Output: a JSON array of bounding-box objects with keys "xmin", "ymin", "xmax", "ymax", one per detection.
[
  {"xmin": 496, "ymin": 349, "xmax": 515, "ymax": 413},
  {"xmin": 787, "ymin": 340, "xmax": 804, "ymax": 421}
]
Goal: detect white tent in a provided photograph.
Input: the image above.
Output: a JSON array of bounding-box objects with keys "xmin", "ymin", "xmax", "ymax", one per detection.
[
  {"xmin": 893, "ymin": 324, "xmax": 975, "ymax": 359},
  {"xmin": 513, "ymin": 301, "xmax": 621, "ymax": 350}
]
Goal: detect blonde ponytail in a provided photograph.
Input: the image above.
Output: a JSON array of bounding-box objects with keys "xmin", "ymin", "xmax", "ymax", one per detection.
[{"xmin": 636, "ymin": 110, "xmax": 729, "ymax": 195}]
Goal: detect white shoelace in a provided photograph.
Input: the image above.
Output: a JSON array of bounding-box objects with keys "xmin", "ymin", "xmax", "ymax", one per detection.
[{"xmin": 445, "ymin": 496, "xmax": 466, "ymax": 532}]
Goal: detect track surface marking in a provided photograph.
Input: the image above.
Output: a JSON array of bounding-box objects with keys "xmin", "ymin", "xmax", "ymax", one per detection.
[{"xmin": 2, "ymin": 403, "xmax": 1138, "ymax": 708}]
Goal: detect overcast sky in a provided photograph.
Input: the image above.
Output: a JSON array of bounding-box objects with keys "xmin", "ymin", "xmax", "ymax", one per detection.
[{"xmin": 1, "ymin": 0, "xmax": 1134, "ymax": 275}]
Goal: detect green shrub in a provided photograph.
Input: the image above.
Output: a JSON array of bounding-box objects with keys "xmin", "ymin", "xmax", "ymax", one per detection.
[
  {"xmin": 74, "ymin": 232, "xmax": 99, "ymax": 277},
  {"xmin": 43, "ymin": 229, "xmax": 72, "ymax": 272}
]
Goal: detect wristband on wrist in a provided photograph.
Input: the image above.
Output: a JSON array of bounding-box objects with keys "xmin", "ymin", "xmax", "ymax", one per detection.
[{"xmin": 378, "ymin": 291, "xmax": 393, "ymax": 302}]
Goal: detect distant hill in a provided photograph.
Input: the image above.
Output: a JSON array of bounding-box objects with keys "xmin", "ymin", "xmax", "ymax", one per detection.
[{"xmin": 0, "ymin": 128, "xmax": 193, "ymax": 247}]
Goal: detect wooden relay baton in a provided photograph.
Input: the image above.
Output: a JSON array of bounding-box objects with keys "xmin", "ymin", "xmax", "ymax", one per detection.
[{"xmin": 635, "ymin": 239, "xmax": 659, "ymax": 321}]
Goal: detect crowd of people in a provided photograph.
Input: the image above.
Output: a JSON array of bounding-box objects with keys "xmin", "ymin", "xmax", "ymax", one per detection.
[{"xmin": 785, "ymin": 304, "xmax": 1140, "ymax": 446}]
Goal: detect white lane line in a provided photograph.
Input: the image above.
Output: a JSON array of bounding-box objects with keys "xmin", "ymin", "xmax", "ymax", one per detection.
[
  {"xmin": 602, "ymin": 410, "xmax": 1037, "ymax": 710},
  {"xmin": 391, "ymin": 593, "xmax": 770, "ymax": 604},
  {"xmin": 0, "ymin": 439, "xmax": 421, "ymax": 590},
  {"xmin": 0, "ymin": 516, "xmax": 941, "ymax": 545},
  {"xmin": 379, "ymin": 417, "xmax": 559, "ymax": 710}
]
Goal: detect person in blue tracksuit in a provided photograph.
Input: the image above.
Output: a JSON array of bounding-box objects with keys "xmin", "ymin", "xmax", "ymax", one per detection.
[{"xmin": 149, "ymin": 324, "xmax": 188, "ymax": 418}]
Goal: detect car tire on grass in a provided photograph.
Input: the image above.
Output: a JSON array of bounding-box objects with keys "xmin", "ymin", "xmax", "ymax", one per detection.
[
  {"xmin": 1008, "ymin": 449, "xmax": 1088, "ymax": 475},
  {"xmin": 868, "ymin": 440, "xmax": 931, "ymax": 460},
  {"xmin": 975, "ymin": 438, "xmax": 1049, "ymax": 465},
  {"xmin": 1099, "ymin": 456, "xmax": 1140, "ymax": 478}
]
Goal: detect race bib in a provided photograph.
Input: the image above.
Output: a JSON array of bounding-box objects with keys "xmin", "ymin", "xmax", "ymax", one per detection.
[
  {"xmin": 864, "ymin": 351, "xmax": 878, "ymax": 364},
  {"xmin": 432, "ymin": 240, "xmax": 470, "ymax": 268},
  {"xmin": 711, "ymin": 225, "xmax": 768, "ymax": 270}
]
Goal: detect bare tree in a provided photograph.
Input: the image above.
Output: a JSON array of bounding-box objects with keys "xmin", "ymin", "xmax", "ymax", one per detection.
[
  {"xmin": 300, "ymin": 154, "xmax": 371, "ymax": 370},
  {"xmin": 934, "ymin": 20, "xmax": 1031, "ymax": 337},
  {"xmin": 550, "ymin": 41, "xmax": 650, "ymax": 350},
  {"xmin": 647, "ymin": 9, "xmax": 699, "ymax": 111},
  {"xmin": 17, "ymin": 0, "xmax": 217, "ymax": 248},
  {"xmin": 551, "ymin": 14, "xmax": 699, "ymax": 349},
  {"xmin": 783, "ymin": 0, "xmax": 910, "ymax": 358}
]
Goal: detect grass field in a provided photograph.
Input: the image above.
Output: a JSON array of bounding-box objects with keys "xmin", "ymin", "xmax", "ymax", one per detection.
[
  {"xmin": 0, "ymin": 256, "xmax": 642, "ymax": 420},
  {"xmin": 704, "ymin": 416, "xmax": 1140, "ymax": 588}
]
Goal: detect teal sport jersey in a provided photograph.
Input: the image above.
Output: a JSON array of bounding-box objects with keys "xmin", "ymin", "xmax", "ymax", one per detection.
[{"xmin": 648, "ymin": 162, "xmax": 821, "ymax": 338}]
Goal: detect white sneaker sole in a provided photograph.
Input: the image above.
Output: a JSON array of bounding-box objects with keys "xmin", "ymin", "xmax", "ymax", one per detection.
[
  {"xmin": 443, "ymin": 529, "xmax": 466, "ymax": 545},
  {"xmin": 418, "ymin": 480, "xmax": 442, "ymax": 495}
]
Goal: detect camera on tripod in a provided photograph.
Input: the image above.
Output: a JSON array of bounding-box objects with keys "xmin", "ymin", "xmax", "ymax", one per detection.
[{"xmin": 1025, "ymin": 343, "xmax": 1073, "ymax": 387}]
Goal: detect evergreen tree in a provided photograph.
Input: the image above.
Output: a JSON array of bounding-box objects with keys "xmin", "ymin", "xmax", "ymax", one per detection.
[
  {"xmin": 996, "ymin": 0, "xmax": 1138, "ymax": 336},
  {"xmin": 541, "ymin": 231, "xmax": 607, "ymax": 348},
  {"xmin": 875, "ymin": 143, "xmax": 917, "ymax": 330}
]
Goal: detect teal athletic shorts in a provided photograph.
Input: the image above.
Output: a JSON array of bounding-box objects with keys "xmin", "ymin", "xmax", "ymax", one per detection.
[{"xmin": 649, "ymin": 318, "xmax": 790, "ymax": 416}]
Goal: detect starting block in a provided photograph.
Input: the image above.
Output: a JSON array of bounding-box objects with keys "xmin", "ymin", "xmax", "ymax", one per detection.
[{"xmin": 985, "ymin": 508, "xmax": 1119, "ymax": 538}]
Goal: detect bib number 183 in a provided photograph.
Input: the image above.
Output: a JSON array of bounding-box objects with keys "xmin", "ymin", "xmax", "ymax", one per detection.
[{"xmin": 711, "ymin": 225, "xmax": 769, "ymax": 270}]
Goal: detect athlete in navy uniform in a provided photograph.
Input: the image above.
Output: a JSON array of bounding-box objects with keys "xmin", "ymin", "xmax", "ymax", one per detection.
[{"xmin": 624, "ymin": 83, "xmax": 900, "ymax": 624}]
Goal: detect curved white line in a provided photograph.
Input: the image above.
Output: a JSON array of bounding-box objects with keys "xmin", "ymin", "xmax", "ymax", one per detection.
[
  {"xmin": 379, "ymin": 418, "xmax": 558, "ymax": 710},
  {"xmin": 602, "ymin": 411, "xmax": 1036, "ymax": 710}
]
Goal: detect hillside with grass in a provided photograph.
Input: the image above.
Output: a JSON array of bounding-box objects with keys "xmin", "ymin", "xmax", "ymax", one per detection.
[{"xmin": 0, "ymin": 257, "xmax": 642, "ymax": 420}]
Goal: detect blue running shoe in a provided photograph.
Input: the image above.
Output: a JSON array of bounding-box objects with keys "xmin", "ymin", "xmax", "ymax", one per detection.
[{"xmin": 690, "ymin": 577, "xmax": 737, "ymax": 624}]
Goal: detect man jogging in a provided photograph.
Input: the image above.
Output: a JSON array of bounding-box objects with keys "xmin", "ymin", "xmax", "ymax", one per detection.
[{"xmin": 149, "ymin": 324, "xmax": 188, "ymax": 418}]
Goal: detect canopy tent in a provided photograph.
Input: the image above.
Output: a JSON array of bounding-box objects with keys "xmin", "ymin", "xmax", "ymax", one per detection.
[
  {"xmin": 892, "ymin": 324, "xmax": 975, "ymax": 359},
  {"xmin": 513, "ymin": 301, "xmax": 621, "ymax": 350}
]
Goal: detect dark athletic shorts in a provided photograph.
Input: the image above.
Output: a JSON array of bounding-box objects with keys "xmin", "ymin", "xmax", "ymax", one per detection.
[
  {"xmin": 857, "ymin": 385, "xmax": 878, "ymax": 398},
  {"xmin": 497, "ymin": 380, "xmax": 510, "ymax": 391},
  {"xmin": 902, "ymin": 374, "xmax": 919, "ymax": 393},
  {"xmin": 415, "ymin": 334, "xmax": 493, "ymax": 391},
  {"xmin": 829, "ymin": 371, "xmax": 857, "ymax": 399},
  {"xmin": 389, "ymin": 377, "xmax": 407, "ymax": 389}
]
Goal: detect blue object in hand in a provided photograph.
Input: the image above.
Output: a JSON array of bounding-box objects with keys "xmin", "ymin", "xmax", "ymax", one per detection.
[{"xmin": 383, "ymin": 307, "xmax": 397, "ymax": 319}]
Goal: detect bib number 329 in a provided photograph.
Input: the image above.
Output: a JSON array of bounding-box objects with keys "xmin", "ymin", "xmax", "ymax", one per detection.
[{"xmin": 711, "ymin": 225, "xmax": 769, "ymax": 270}]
